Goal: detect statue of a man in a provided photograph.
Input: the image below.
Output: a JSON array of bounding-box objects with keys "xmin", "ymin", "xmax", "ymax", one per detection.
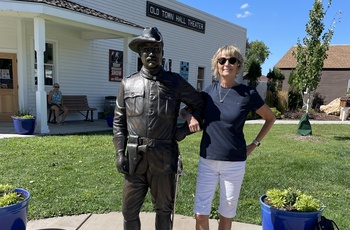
[{"xmin": 113, "ymin": 27, "xmax": 204, "ymax": 230}]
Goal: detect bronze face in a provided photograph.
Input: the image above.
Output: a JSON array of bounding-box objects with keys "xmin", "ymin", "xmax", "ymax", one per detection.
[{"xmin": 140, "ymin": 42, "xmax": 163, "ymax": 71}]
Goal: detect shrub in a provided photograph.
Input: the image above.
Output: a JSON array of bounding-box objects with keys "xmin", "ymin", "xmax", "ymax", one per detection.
[
  {"xmin": 265, "ymin": 187, "xmax": 322, "ymax": 212},
  {"xmin": 312, "ymin": 92, "xmax": 326, "ymax": 112},
  {"xmin": 12, "ymin": 107, "xmax": 35, "ymax": 119},
  {"xmin": 288, "ymin": 90, "xmax": 303, "ymax": 111},
  {"xmin": 0, "ymin": 184, "xmax": 24, "ymax": 207},
  {"xmin": 277, "ymin": 91, "xmax": 288, "ymax": 113},
  {"xmin": 265, "ymin": 89, "xmax": 277, "ymax": 108},
  {"xmin": 270, "ymin": 107, "xmax": 281, "ymax": 119}
]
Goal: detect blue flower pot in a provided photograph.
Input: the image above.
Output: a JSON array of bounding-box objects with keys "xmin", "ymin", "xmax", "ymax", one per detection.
[
  {"xmin": 0, "ymin": 188, "xmax": 30, "ymax": 230},
  {"xmin": 260, "ymin": 195, "xmax": 322, "ymax": 230},
  {"xmin": 12, "ymin": 118, "xmax": 36, "ymax": 135},
  {"xmin": 106, "ymin": 114, "xmax": 114, "ymax": 127}
]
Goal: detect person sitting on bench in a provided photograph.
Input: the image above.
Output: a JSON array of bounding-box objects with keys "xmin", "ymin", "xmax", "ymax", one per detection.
[{"xmin": 48, "ymin": 83, "xmax": 69, "ymax": 125}]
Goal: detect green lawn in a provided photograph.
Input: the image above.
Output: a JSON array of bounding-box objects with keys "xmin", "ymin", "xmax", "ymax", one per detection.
[{"xmin": 0, "ymin": 124, "xmax": 349, "ymax": 228}]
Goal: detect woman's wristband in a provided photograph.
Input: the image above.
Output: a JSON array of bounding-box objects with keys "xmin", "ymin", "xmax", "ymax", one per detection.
[{"xmin": 252, "ymin": 139, "xmax": 260, "ymax": 147}]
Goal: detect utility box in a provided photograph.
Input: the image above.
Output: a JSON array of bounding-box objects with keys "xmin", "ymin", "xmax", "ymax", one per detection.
[{"xmin": 340, "ymin": 96, "xmax": 350, "ymax": 107}]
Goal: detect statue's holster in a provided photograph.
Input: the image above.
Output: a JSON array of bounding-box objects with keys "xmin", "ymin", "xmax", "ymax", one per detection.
[{"xmin": 127, "ymin": 135, "xmax": 147, "ymax": 175}]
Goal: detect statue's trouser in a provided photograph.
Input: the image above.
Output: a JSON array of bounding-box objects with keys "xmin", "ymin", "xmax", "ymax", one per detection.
[
  {"xmin": 123, "ymin": 218, "xmax": 140, "ymax": 229},
  {"xmin": 122, "ymin": 171, "xmax": 175, "ymax": 230}
]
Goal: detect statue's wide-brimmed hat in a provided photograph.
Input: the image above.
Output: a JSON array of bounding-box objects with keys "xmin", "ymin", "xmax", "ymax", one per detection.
[{"xmin": 129, "ymin": 27, "xmax": 163, "ymax": 53}]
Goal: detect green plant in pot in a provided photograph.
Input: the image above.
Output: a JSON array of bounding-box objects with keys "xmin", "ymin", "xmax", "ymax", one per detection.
[
  {"xmin": 11, "ymin": 107, "xmax": 36, "ymax": 135},
  {"xmin": 260, "ymin": 187, "xmax": 324, "ymax": 230},
  {"xmin": 0, "ymin": 184, "xmax": 31, "ymax": 230}
]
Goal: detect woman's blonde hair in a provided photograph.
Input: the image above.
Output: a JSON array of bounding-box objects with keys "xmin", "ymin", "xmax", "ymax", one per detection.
[{"xmin": 211, "ymin": 45, "xmax": 244, "ymax": 79}]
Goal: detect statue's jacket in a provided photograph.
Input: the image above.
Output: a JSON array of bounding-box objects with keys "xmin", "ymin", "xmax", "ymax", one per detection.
[{"xmin": 113, "ymin": 67, "xmax": 204, "ymax": 175}]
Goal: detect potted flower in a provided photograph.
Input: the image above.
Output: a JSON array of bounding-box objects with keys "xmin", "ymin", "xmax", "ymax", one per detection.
[
  {"xmin": 11, "ymin": 108, "xmax": 36, "ymax": 135},
  {"xmin": 0, "ymin": 184, "xmax": 30, "ymax": 230},
  {"xmin": 260, "ymin": 187, "xmax": 324, "ymax": 230}
]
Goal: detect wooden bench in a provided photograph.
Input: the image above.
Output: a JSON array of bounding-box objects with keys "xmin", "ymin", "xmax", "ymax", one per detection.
[{"xmin": 48, "ymin": 95, "xmax": 97, "ymax": 123}]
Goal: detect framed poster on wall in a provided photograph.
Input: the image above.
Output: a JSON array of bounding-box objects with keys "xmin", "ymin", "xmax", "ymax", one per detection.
[{"xmin": 109, "ymin": 49, "xmax": 123, "ymax": 82}]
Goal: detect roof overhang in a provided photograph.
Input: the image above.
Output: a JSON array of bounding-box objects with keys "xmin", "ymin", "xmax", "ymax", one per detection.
[{"xmin": 0, "ymin": 1, "xmax": 143, "ymax": 39}]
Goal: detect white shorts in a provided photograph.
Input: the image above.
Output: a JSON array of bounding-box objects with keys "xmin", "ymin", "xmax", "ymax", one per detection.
[{"xmin": 193, "ymin": 157, "xmax": 246, "ymax": 218}]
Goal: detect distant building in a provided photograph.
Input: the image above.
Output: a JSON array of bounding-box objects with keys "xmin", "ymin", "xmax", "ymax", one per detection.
[{"xmin": 275, "ymin": 45, "xmax": 350, "ymax": 104}]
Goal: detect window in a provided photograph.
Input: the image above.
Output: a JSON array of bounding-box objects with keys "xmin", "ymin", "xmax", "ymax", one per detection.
[
  {"xmin": 34, "ymin": 43, "xmax": 54, "ymax": 85},
  {"xmin": 0, "ymin": 57, "xmax": 14, "ymax": 89},
  {"xmin": 197, "ymin": 67, "xmax": 204, "ymax": 91}
]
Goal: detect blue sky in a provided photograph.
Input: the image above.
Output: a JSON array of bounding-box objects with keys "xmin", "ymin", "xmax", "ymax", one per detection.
[{"xmin": 177, "ymin": 0, "xmax": 348, "ymax": 76}]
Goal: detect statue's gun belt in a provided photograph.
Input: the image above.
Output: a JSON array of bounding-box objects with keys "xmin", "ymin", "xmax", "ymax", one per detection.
[
  {"xmin": 129, "ymin": 135, "xmax": 173, "ymax": 147},
  {"xmin": 126, "ymin": 135, "xmax": 174, "ymax": 175}
]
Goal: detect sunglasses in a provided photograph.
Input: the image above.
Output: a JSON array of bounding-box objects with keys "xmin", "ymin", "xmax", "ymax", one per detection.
[
  {"xmin": 54, "ymin": 86, "xmax": 59, "ymax": 88},
  {"xmin": 217, "ymin": 57, "xmax": 238, "ymax": 65}
]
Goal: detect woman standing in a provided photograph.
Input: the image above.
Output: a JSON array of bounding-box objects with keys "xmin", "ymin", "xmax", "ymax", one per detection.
[{"xmin": 181, "ymin": 45, "xmax": 276, "ymax": 230}]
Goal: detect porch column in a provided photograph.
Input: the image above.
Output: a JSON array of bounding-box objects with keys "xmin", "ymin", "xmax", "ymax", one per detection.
[
  {"xmin": 123, "ymin": 36, "xmax": 133, "ymax": 77},
  {"xmin": 34, "ymin": 16, "xmax": 50, "ymax": 134}
]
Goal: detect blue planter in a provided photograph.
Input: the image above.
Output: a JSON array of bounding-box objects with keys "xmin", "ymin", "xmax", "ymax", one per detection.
[
  {"xmin": 106, "ymin": 114, "xmax": 114, "ymax": 127},
  {"xmin": 0, "ymin": 188, "xmax": 30, "ymax": 230},
  {"xmin": 12, "ymin": 118, "xmax": 36, "ymax": 135},
  {"xmin": 260, "ymin": 195, "xmax": 322, "ymax": 230}
]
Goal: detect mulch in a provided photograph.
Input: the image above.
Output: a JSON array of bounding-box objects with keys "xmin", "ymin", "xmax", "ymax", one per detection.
[
  {"xmin": 282, "ymin": 112, "xmax": 341, "ymax": 121},
  {"xmin": 311, "ymin": 113, "xmax": 340, "ymax": 121}
]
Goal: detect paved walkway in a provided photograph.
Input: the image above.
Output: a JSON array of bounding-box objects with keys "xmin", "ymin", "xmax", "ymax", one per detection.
[{"xmin": 27, "ymin": 212, "xmax": 262, "ymax": 230}]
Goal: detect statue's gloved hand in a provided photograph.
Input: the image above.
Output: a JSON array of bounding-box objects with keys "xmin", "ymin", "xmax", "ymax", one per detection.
[{"xmin": 116, "ymin": 153, "xmax": 128, "ymax": 174}]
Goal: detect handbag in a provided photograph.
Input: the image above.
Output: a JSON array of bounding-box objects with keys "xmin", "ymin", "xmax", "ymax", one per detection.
[{"xmin": 315, "ymin": 216, "xmax": 340, "ymax": 230}]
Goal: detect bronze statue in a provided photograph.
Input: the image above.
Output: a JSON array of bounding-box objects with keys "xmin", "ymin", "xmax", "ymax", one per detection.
[{"xmin": 113, "ymin": 27, "xmax": 204, "ymax": 230}]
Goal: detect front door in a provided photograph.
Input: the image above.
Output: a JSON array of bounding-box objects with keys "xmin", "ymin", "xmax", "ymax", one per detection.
[{"xmin": 0, "ymin": 53, "xmax": 18, "ymax": 122}]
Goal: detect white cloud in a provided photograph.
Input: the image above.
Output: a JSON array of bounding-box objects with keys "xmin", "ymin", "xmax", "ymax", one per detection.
[
  {"xmin": 236, "ymin": 11, "xmax": 252, "ymax": 18},
  {"xmin": 240, "ymin": 3, "xmax": 249, "ymax": 9}
]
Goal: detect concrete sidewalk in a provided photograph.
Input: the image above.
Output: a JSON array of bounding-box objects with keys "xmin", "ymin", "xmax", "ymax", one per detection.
[{"xmin": 27, "ymin": 212, "xmax": 262, "ymax": 230}]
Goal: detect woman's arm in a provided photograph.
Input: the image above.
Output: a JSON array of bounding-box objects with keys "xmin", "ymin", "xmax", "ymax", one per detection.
[
  {"xmin": 246, "ymin": 104, "xmax": 276, "ymax": 156},
  {"xmin": 48, "ymin": 91, "xmax": 54, "ymax": 104},
  {"xmin": 59, "ymin": 91, "xmax": 63, "ymax": 106}
]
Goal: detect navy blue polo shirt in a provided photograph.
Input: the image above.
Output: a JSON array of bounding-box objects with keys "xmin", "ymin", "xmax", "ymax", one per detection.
[{"xmin": 200, "ymin": 82, "xmax": 264, "ymax": 161}]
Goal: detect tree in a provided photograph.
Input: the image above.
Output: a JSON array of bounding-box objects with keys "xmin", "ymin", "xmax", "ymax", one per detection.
[
  {"xmin": 244, "ymin": 40, "xmax": 270, "ymax": 72},
  {"xmin": 292, "ymin": 0, "xmax": 341, "ymax": 113},
  {"xmin": 266, "ymin": 68, "xmax": 286, "ymax": 108},
  {"xmin": 246, "ymin": 60, "xmax": 261, "ymax": 88},
  {"xmin": 288, "ymin": 70, "xmax": 303, "ymax": 111},
  {"xmin": 266, "ymin": 67, "xmax": 285, "ymax": 91}
]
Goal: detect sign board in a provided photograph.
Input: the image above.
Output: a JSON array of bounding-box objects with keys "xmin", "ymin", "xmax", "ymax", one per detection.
[{"xmin": 146, "ymin": 1, "xmax": 206, "ymax": 33}]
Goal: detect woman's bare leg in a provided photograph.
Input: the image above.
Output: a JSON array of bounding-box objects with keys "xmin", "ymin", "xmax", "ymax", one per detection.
[
  {"xmin": 218, "ymin": 215, "xmax": 232, "ymax": 230},
  {"xmin": 195, "ymin": 214, "xmax": 209, "ymax": 230}
]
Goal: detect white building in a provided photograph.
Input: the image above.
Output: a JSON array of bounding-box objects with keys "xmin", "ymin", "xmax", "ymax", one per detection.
[{"xmin": 0, "ymin": 0, "xmax": 247, "ymax": 133}]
